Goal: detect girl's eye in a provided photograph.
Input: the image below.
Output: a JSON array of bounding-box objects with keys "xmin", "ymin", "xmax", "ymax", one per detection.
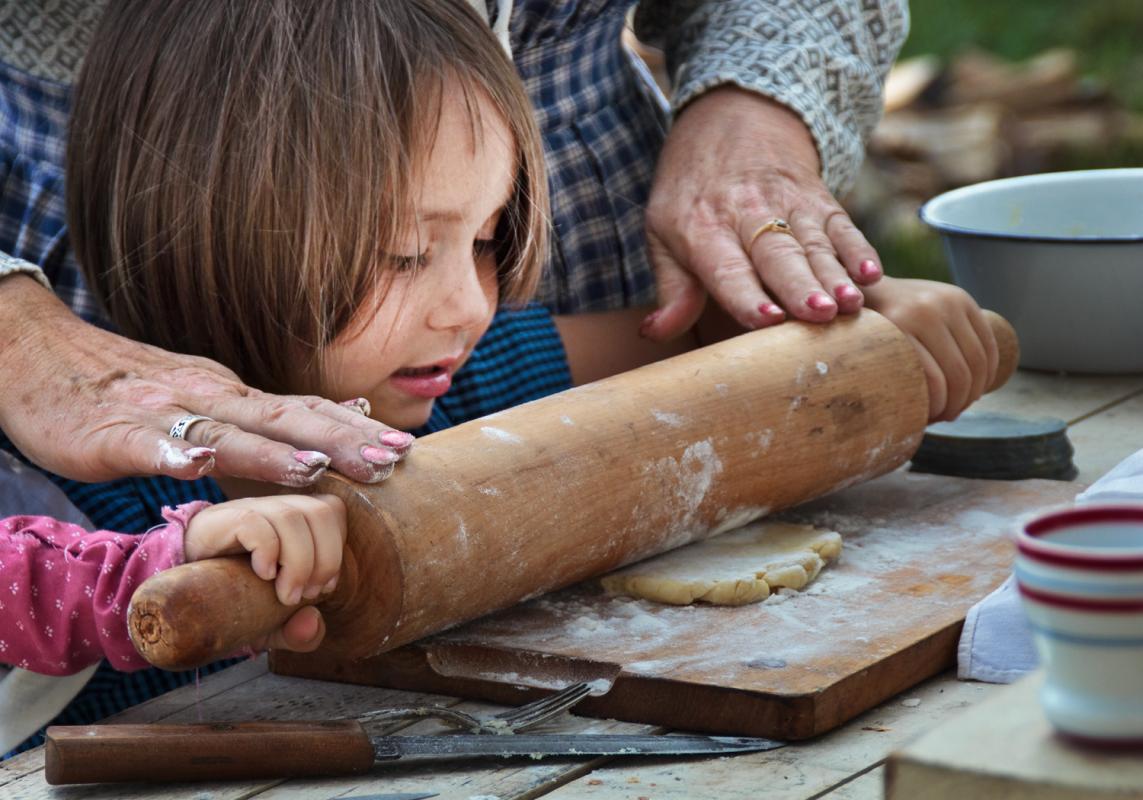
[
  {"xmin": 473, "ymin": 238, "xmax": 498, "ymax": 260},
  {"xmin": 390, "ymin": 251, "xmax": 427, "ymax": 273}
]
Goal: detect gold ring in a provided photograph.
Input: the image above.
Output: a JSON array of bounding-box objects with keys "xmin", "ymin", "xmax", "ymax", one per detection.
[{"xmin": 749, "ymin": 218, "xmax": 794, "ymax": 249}]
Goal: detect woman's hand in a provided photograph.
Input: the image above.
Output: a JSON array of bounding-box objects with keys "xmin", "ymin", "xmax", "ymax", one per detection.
[
  {"xmin": 640, "ymin": 87, "xmax": 883, "ymax": 341},
  {"xmin": 0, "ymin": 277, "xmax": 413, "ymax": 486},
  {"xmin": 864, "ymin": 277, "xmax": 1000, "ymax": 423},
  {"xmin": 183, "ymin": 493, "xmax": 346, "ymax": 653}
]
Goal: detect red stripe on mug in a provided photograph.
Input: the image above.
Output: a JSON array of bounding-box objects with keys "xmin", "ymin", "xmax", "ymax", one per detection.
[
  {"xmin": 1019, "ymin": 505, "xmax": 1143, "ymax": 571},
  {"xmin": 1017, "ymin": 583, "xmax": 1143, "ymax": 612}
]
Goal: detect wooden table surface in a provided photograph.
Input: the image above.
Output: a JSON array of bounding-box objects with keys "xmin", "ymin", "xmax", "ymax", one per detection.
[{"xmin": 6, "ymin": 369, "xmax": 1143, "ymax": 800}]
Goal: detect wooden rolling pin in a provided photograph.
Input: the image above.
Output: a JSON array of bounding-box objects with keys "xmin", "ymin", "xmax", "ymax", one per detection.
[{"xmin": 129, "ymin": 310, "xmax": 1018, "ymax": 670}]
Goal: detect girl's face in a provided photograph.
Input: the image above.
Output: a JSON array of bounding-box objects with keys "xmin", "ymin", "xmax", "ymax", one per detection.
[{"xmin": 322, "ymin": 87, "xmax": 515, "ymax": 430}]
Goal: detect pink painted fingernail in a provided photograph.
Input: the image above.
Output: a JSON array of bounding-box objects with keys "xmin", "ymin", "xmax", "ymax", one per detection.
[
  {"xmin": 287, "ymin": 587, "xmax": 303, "ymax": 606},
  {"xmin": 340, "ymin": 397, "xmax": 371, "ymax": 416},
  {"xmin": 323, "ymin": 576, "xmax": 339, "ymax": 594},
  {"xmin": 361, "ymin": 445, "xmax": 400, "ymax": 466},
  {"xmin": 835, "ymin": 285, "xmax": 862, "ymax": 303},
  {"xmin": 293, "ymin": 450, "xmax": 331, "ymax": 469},
  {"xmin": 859, "ymin": 259, "xmax": 881, "ymax": 279},
  {"xmin": 758, "ymin": 302, "xmax": 785, "ymax": 319},
  {"xmin": 379, "ymin": 431, "xmax": 415, "ymax": 449},
  {"xmin": 639, "ymin": 310, "xmax": 661, "ymax": 339},
  {"xmin": 806, "ymin": 291, "xmax": 837, "ymax": 311}
]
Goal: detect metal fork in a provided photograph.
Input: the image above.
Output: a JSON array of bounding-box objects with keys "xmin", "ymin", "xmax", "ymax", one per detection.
[{"xmin": 356, "ymin": 681, "xmax": 594, "ymax": 735}]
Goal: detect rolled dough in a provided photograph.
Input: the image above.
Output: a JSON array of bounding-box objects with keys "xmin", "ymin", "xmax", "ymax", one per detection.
[{"xmin": 600, "ymin": 521, "xmax": 842, "ymax": 606}]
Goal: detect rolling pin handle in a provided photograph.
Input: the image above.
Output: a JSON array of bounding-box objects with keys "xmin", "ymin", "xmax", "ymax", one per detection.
[{"xmin": 128, "ymin": 556, "xmax": 299, "ymax": 671}]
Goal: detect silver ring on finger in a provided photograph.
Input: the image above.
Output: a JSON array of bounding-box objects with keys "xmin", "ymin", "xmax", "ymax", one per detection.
[
  {"xmin": 169, "ymin": 414, "xmax": 214, "ymax": 441},
  {"xmin": 748, "ymin": 218, "xmax": 795, "ymax": 250}
]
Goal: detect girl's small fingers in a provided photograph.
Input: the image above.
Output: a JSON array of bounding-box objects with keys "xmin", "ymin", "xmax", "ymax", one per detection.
[
  {"xmin": 907, "ymin": 334, "xmax": 948, "ymax": 422},
  {"xmin": 278, "ymin": 494, "xmax": 346, "ymax": 594},
  {"xmin": 966, "ymin": 307, "xmax": 1001, "ymax": 394},
  {"xmin": 268, "ymin": 506, "xmax": 315, "ymax": 606},
  {"xmin": 921, "ymin": 326, "xmax": 974, "ymax": 422},
  {"xmin": 824, "ymin": 210, "xmax": 883, "ymax": 285},
  {"xmin": 232, "ymin": 513, "xmax": 282, "ymax": 582},
  {"xmin": 949, "ymin": 312, "xmax": 991, "ymax": 408}
]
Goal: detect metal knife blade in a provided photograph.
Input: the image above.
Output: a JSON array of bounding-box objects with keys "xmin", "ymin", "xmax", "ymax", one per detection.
[
  {"xmin": 333, "ymin": 794, "xmax": 438, "ymax": 800},
  {"xmin": 372, "ymin": 733, "xmax": 785, "ymax": 760},
  {"xmin": 333, "ymin": 795, "xmax": 438, "ymax": 800}
]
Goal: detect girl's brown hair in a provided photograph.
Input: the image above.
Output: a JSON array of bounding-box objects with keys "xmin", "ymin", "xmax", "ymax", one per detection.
[{"xmin": 68, "ymin": 0, "xmax": 548, "ymax": 395}]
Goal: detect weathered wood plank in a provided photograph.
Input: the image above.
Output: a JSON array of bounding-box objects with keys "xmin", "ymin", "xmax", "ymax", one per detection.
[
  {"xmin": 968, "ymin": 371, "xmax": 1143, "ymax": 426},
  {"xmin": 543, "ymin": 673, "xmax": 1001, "ymax": 800},
  {"xmin": 1067, "ymin": 390, "xmax": 1143, "ymax": 483},
  {"xmin": 818, "ymin": 767, "xmax": 885, "ymax": 799}
]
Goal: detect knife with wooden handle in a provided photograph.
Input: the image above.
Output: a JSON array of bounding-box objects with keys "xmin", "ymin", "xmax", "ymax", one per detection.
[{"xmin": 44, "ymin": 722, "xmax": 785, "ymax": 784}]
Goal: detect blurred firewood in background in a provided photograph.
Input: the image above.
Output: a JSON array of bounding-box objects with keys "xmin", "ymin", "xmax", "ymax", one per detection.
[{"xmin": 854, "ymin": 48, "xmax": 1138, "ymax": 244}]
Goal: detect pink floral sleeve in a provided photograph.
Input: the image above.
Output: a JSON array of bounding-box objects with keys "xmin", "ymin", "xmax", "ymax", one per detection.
[{"xmin": 0, "ymin": 501, "xmax": 210, "ymax": 675}]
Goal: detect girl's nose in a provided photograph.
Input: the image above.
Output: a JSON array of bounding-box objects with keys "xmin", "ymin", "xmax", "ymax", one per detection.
[{"xmin": 427, "ymin": 259, "xmax": 493, "ymax": 332}]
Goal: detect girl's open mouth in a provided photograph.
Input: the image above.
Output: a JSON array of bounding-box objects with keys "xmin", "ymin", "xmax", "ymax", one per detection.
[{"xmin": 390, "ymin": 364, "xmax": 453, "ymax": 398}]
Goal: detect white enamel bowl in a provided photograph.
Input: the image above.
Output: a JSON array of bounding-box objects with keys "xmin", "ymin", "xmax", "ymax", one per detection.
[
  {"xmin": 920, "ymin": 169, "xmax": 1143, "ymax": 373},
  {"xmin": 1015, "ymin": 504, "xmax": 1143, "ymax": 745}
]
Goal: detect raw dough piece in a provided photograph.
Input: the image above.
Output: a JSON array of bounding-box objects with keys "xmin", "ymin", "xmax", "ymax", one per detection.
[{"xmin": 600, "ymin": 521, "xmax": 842, "ymax": 606}]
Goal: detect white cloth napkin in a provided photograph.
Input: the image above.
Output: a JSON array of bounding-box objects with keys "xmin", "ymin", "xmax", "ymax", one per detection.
[{"xmin": 957, "ymin": 448, "xmax": 1143, "ymax": 683}]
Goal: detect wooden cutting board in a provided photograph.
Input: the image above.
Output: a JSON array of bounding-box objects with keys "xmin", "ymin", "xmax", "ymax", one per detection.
[{"xmin": 271, "ymin": 470, "xmax": 1080, "ymax": 740}]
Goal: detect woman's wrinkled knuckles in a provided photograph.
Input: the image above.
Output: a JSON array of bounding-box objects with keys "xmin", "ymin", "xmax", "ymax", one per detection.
[
  {"xmin": 751, "ymin": 235, "xmax": 805, "ymax": 261},
  {"xmin": 114, "ymin": 383, "xmax": 182, "ymax": 412},
  {"xmin": 190, "ymin": 421, "xmax": 263, "ymax": 456},
  {"xmin": 820, "ymin": 208, "xmax": 854, "ymax": 235},
  {"xmin": 256, "ymin": 396, "xmax": 309, "ymax": 425},
  {"xmin": 798, "ymin": 231, "xmax": 839, "ymax": 261},
  {"xmin": 708, "ymin": 260, "xmax": 761, "ymax": 286}
]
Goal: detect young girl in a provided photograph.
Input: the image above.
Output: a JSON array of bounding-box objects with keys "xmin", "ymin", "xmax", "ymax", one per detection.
[{"xmin": 4, "ymin": 0, "xmax": 994, "ymax": 755}]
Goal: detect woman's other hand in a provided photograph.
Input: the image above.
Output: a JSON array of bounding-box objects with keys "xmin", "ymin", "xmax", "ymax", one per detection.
[{"xmin": 641, "ymin": 87, "xmax": 883, "ymax": 340}]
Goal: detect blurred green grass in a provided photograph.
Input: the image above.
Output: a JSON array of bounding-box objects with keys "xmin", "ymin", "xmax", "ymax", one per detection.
[{"xmin": 874, "ymin": 0, "xmax": 1143, "ymax": 281}]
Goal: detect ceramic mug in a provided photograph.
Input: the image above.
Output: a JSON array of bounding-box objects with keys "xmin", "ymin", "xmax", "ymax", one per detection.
[{"xmin": 1014, "ymin": 504, "xmax": 1143, "ymax": 744}]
